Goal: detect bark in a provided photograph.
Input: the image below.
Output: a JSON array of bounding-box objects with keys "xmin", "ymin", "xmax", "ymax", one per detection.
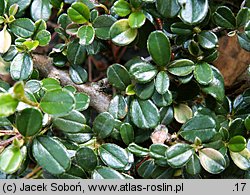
[{"xmin": 32, "ymin": 54, "xmax": 111, "ymax": 113}]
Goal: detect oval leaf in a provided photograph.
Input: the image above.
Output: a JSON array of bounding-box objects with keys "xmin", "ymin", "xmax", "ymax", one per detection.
[
  {"xmin": 120, "ymin": 123, "xmax": 134, "ymax": 145},
  {"xmin": 0, "ymin": 26, "xmax": 12, "ymax": 54},
  {"xmin": 9, "ymin": 18, "xmax": 35, "ymax": 38},
  {"xmin": 213, "ymin": 6, "xmax": 236, "ymax": 29},
  {"xmin": 174, "ymin": 103, "xmax": 193, "ymax": 124},
  {"xmin": 93, "ymin": 15, "xmax": 116, "ymax": 40},
  {"xmin": 0, "ymin": 93, "xmax": 18, "ymax": 117},
  {"xmin": 69, "ymin": 65, "xmax": 88, "ymax": 84},
  {"xmin": 31, "ymin": 0, "xmax": 51, "ymax": 21},
  {"xmin": 128, "ymin": 11, "xmax": 146, "ymax": 29},
  {"xmin": 197, "ymin": 31, "xmax": 218, "ymax": 49},
  {"xmin": 185, "ymin": 154, "xmax": 201, "ymax": 175},
  {"xmin": 76, "ymin": 147, "xmax": 97, "ymax": 171},
  {"xmin": 155, "ymin": 71, "xmax": 170, "ymax": 95},
  {"xmin": 77, "ymin": 25, "xmax": 95, "ymax": 46},
  {"xmin": 108, "ymin": 95, "xmax": 128, "ymax": 119},
  {"xmin": 92, "ymin": 166, "xmax": 125, "ymax": 179},
  {"xmin": 230, "ymin": 148, "xmax": 250, "ymax": 170},
  {"xmin": 194, "ymin": 62, "xmax": 213, "ymax": 85},
  {"xmin": 168, "ymin": 59, "xmax": 195, "ymax": 76},
  {"xmin": 156, "ymin": 0, "xmax": 180, "ymax": 18},
  {"xmin": 228, "ymin": 135, "xmax": 247, "ymax": 152},
  {"xmin": 67, "ymin": 2, "xmax": 90, "ymax": 24}
]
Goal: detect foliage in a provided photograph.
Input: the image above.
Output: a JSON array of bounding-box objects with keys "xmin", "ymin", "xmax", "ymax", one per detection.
[{"xmin": 0, "ymin": 0, "xmax": 250, "ymax": 179}]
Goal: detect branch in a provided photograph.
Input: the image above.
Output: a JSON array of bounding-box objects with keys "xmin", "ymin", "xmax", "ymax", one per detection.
[{"xmin": 32, "ymin": 54, "xmax": 111, "ymax": 113}]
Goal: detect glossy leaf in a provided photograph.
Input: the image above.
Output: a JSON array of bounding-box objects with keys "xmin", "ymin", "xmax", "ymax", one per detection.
[
  {"xmin": 41, "ymin": 78, "xmax": 61, "ymax": 91},
  {"xmin": 120, "ymin": 123, "xmax": 134, "ymax": 145},
  {"xmin": 197, "ymin": 31, "xmax": 218, "ymax": 49},
  {"xmin": 160, "ymin": 106, "xmax": 174, "ymax": 125},
  {"xmin": 127, "ymin": 143, "xmax": 149, "ymax": 156},
  {"xmin": 0, "ymin": 145, "xmax": 26, "ymax": 174},
  {"xmin": 129, "ymin": 62, "xmax": 157, "ymax": 83},
  {"xmin": 0, "ymin": 26, "xmax": 12, "ymax": 54},
  {"xmin": 10, "ymin": 53, "xmax": 33, "ymax": 81},
  {"xmin": 149, "ymin": 143, "xmax": 168, "ymax": 159},
  {"xmin": 147, "ymin": 31, "xmax": 171, "ymax": 66},
  {"xmin": 99, "ymin": 143, "xmax": 129, "ymax": 170},
  {"xmin": 52, "ymin": 110, "xmax": 87, "ymax": 133},
  {"xmin": 113, "ymin": 0, "xmax": 131, "ymax": 17},
  {"xmin": 32, "ymin": 136, "xmax": 71, "ymax": 175},
  {"xmin": 130, "ymin": 99, "xmax": 160, "ymax": 129},
  {"xmin": 67, "ymin": 2, "xmax": 90, "ymax": 24},
  {"xmin": 107, "ymin": 64, "xmax": 131, "ymax": 90},
  {"xmin": 238, "ymin": 32, "xmax": 250, "ymax": 52},
  {"xmin": 180, "ymin": 115, "xmax": 217, "ymax": 143},
  {"xmin": 0, "ymin": 93, "xmax": 18, "ymax": 117},
  {"xmin": 92, "ymin": 166, "xmax": 125, "ymax": 179},
  {"xmin": 67, "ymin": 39, "xmax": 86, "ymax": 65},
  {"xmin": 156, "ymin": 0, "xmax": 180, "ymax": 18},
  {"xmin": 174, "ymin": 103, "xmax": 193, "ymax": 124},
  {"xmin": 230, "ymin": 148, "xmax": 250, "ymax": 170},
  {"xmin": 134, "ymin": 81, "xmax": 155, "ymax": 100},
  {"xmin": 185, "ymin": 154, "xmax": 201, "ymax": 175},
  {"xmin": 40, "ymin": 88, "xmax": 75, "ymax": 116},
  {"xmin": 6, "ymin": 0, "xmax": 31, "ymax": 16},
  {"xmin": 69, "ymin": 65, "xmax": 88, "ymax": 84},
  {"xmin": 245, "ymin": 115, "xmax": 250, "ymax": 131},
  {"xmin": 110, "ymin": 19, "xmax": 138, "ymax": 46},
  {"xmin": 74, "ymin": 92, "xmax": 90, "ymax": 111},
  {"xmin": 152, "ymin": 90, "xmax": 172, "ymax": 107},
  {"xmin": 9, "ymin": 18, "xmax": 35, "ymax": 38},
  {"xmin": 58, "ymin": 164, "xmax": 87, "ymax": 179},
  {"xmin": 76, "ymin": 147, "xmax": 97, "ymax": 171},
  {"xmin": 194, "ymin": 62, "xmax": 213, "ymax": 85},
  {"xmin": 199, "ymin": 148, "xmax": 227, "ymax": 174},
  {"xmin": 213, "ymin": 6, "xmax": 236, "ymax": 29},
  {"xmin": 108, "ymin": 95, "xmax": 128, "ymax": 119},
  {"xmin": 170, "ymin": 22, "xmax": 193, "ymax": 35},
  {"xmin": 168, "ymin": 59, "xmax": 195, "ymax": 76},
  {"xmin": 31, "ymin": 0, "xmax": 51, "ymax": 21},
  {"xmin": 77, "ymin": 25, "xmax": 95, "ymax": 46},
  {"xmin": 236, "ymin": 8, "xmax": 250, "ymax": 27},
  {"xmin": 128, "ymin": 11, "xmax": 146, "ymax": 29},
  {"xmin": 16, "ymin": 108, "xmax": 43, "ymax": 137},
  {"xmin": 228, "ymin": 136, "xmax": 247, "ymax": 152},
  {"xmin": 178, "ymin": 0, "xmax": 209, "ymax": 25},
  {"xmin": 137, "ymin": 159, "xmax": 155, "ymax": 178},
  {"xmin": 166, "ymin": 143, "xmax": 194, "ymax": 168},
  {"xmin": 35, "ymin": 30, "xmax": 51, "ymax": 46},
  {"xmin": 93, "ymin": 112, "xmax": 115, "ymax": 139},
  {"xmin": 93, "ymin": 15, "xmax": 116, "ymax": 40},
  {"xmin": 155, "ymin": 71, "xmax": 170, "ymax": 95},
  {"xmin": 201, "ymin": 67, "xmax": 225, "ymax": 102},
  {"xmin": 245, "ymin": 21, "xmax": 250, "ymax": 39}
]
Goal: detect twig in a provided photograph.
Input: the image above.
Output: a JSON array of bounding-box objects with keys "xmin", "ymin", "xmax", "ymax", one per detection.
[
  {"xmin": 88, "ymin": 56, "xmax": 93, "ymax": 82},
  {"xmin": 0, "ymin": 134, "xmax": 22, "ymax": 147},
  {"xmin": 0, "ymin": 130, "xmax": 18, "ymax": 136},
  {"xmin": 24, "ymin": 166, "xmax": 42, "ymax": 179}
]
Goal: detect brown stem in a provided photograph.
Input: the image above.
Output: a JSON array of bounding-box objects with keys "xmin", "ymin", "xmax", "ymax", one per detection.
[
  {"xmin": 0, "ymin": 130, "xmax": 18, "ymax": 136},
  {"xmin": 32, "ymin": 54, "xmax": 111, "ymax": 113},
  {"xmin": 0, "ymin": 134, "xmax": 22, "ymax": 147},
  {"xmin": 24, "ymin": 166, "xmax": 42, "ymax": 179}
]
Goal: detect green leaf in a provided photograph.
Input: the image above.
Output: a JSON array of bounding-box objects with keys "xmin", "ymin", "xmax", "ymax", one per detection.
[
  {"xmin": 230, "ymin": 148, "xmax": 250, "ymax": 170},
  {"xmin": 180, "ymin": 115, "xmax": 217, "ymax": 143},
  {"xmin": 149, "ymin": 143, "xmax": 168, "ymax": 159},
  {"xmin": 168, "ymin": 59, "xmax": 195, "ymax": 76},
  {"xmin": 178, "ymin": 0, "xmax": 209, "ymax": 25},
  {"xmin": 67, "ymin": 39, "xmax": 86, "ymax": 65},
  {"xmin": 197, "ymin": 31, "xmax": 218, "ymax": 49},
  {"xmin": 155, "ymin": 71, "xmax": 170, "ymax": 95},
  {"xmin": 9, "ymin": 4, "xmax": 19, "ymax": 16},
  {"xmin": 188, "ymin": 40, "xmax": 202, "ymax": 56},
  {"xmin": 35, "ymin": 30, "xmax": 51, "ymax": 46},
  {"xmin": 93, "ymin": 112, "xmax": 115, "ymax": 139},
  {"xmin": 41, "ymin": 78, "xmax": 61, "ymax": 91},
  {"xmin": 236, "ymin": 8, "xmax": 250, "ymax": 27},
  {"xmin": 129, "ymin": 62, "xmax": 158, "ymax": 83},
  {"xmin": 201, "ymin": 66, "xmax": 225, "ymax": 102},
  {"xmin": 128, "ymin": 11, "xmax": 146, "ymax": 29},
  {"xmin": 108, "ymin": 95, "xmax": 128, "ymax": 119},
  {"xmin": 213, "ymin": 6, "xmax": 236, "ymax": 29},
  {"xmin": 74, "ymin": 92, "xmax": 90, "ymax": 111},
  {"xmin": 228, "ymin": 118, "xmax": 246, "ymax": 138},
  {"xmin": 0, "ymin": 0, "xmax": 4, "ymax": 16},
  {"xmin": 58, "ymin": 164, "xmax": 87, "ymax": 179},
  {"xmin": 228, "ymin": 136, "xmax": 247, "ymax": 152},
  {"xmin": 22, "ymin": 40, "xmax": 39, "ymax": 51},
  {"xmin": 134, "ymin": 81, "xmax": 155, "ymax": 100},
  {"xmin": 52, "ymin": 110, "xmax": 87, "ymax": 133},
  {"xmin": 127, "ymin": 143, "xmax": 149, "ymax": 157},
  {"xmin": 113, "ymin": 0, "xmax": 131, "ymax": 17},
  {"xmin": 9, "ymin": 18, "xmax": 35, "ymax": 38},
  {"xmin": 93, "ymin": 15, "xmax": 116, "ymax": 40},
  {"xmin": 69, "ymin": 64, "xmax": 88, "ymax": 84},
  {"xmin": 92, "ymin": 166, "xmax": 125, "ymax": 179},
  {"xmin": 2, "ymin": 45, "xmax": 18, "ymax": 62},
  {"xmin": 76, "ymin": 147, "xmax": 97, "ymax": 171},
  {"xmin": 31, "ymin": 0, "xmax": 51, "ymax": 21},
  {"xmin": 156, "ymin": 0, "xmax": 180, "ymax": 18},
  {"xmin": 160, "ymin": 106, "xmax": 174, "ymax": 125},
  {"xmin": 110, "ymin": 19, "xmax": 138, "ymax": 46},
  {"xmin": 130, "ymin": 99, "xmax": 160, "ymax": 129},
  {"xmin": 99, "ymin": 143, "xmax": 129, "ymax": 170},
  {"xmin": 0, "ymin": 145, "xmax": 26, "ymax": 174},
  {"xmin": 174, "ymin": 103, "xmax": 193, "ymax": 124},
  {"xmin": 107, "ymin": 64, "xmax": 131, "ymax": 90},
  {"xmin": 137, "ymin": 159, "xmax": 155, "ymax": 178},
  {"xmin": 10, "ymin": 53, "xmax": 33, "ymax": 81},
  {"xmin": 16, "ymin": 108, "xmax": 43, "ymax": 137},
  {"xmin": 77, "ymin": 25, "xmax": 95, "ymax": 46},
  {"xmin": 245, "ymin": 21, "xmax": 250, "ymax": 39},
  {"xmin": 67, "ymin": 2, "xmax": 90, "ymax": 24},
  {"xmin": 194, "ymin": 62, "xmax": 213, "ymax": 85},
  {"xmin": 185, "ymin": 154, "xmax": 201, "ymax": 175},
  {"xmin": 245, "ymin": 115, "xmax": 250, "ymax": 131},
  {"xmin": 147, "ymin": 31, "xmax": 171, "ymax": 66},
  {"xmin": 6, "ymin": 0, "xmax": 31, "ymax": 16},
  {"xmin": 166, "ymin": 143, "xmax": 194, "ymax": 168},
  {"xmin": 170, "ymin": 22, "xmax": 193, "ymax": 35},
  {"xmin": 152, "ymin": 90, "xmax": 172, "ymax": 107},
  {"xmin": 0, "ymin": 26, "xmax": 12, "ymax": 54},
  {"xmin": 120, "ymin": 123, "xmax": 134, "ymax": 145},
  {"xmin": 238, "ymin": 32, "xmax": 250, "ymax": 52},
  {"xmin": 199, "ymin": 148, "xmax": 227, "ymax": 174},
  {"xmin": 32, "ymin": 136, "xmax": 71, "ymax": 175},
  {"xmin": 40, "ymin": 88, "xmax": 75, "ymax": 116},
  {"xmin": 0, "ymin": 93, "xmax": 18, "ymax": 117}
]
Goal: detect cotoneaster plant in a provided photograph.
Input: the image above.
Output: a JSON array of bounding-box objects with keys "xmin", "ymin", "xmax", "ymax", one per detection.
[{"xmin": 0, "ymin": 0, "xmax": 249, "ymax": 179}]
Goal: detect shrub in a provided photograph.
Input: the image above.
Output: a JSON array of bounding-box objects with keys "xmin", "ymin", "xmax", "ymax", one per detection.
[{"xmin": 0, "ymin": 0, "xmax": 249, "ymax": 179}]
